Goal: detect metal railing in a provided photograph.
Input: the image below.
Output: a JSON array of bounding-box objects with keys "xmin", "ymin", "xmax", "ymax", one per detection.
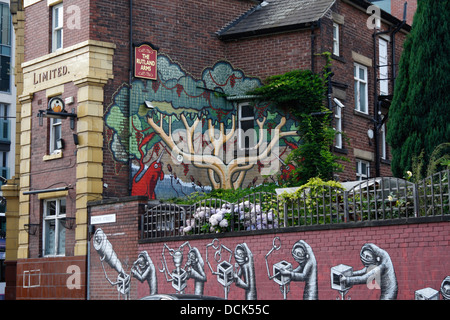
[{"xmin": 140, "ymin": 169, "xmax": 449, "ymax": 240}]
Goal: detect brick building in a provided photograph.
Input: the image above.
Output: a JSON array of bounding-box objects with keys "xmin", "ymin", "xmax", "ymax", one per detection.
[
  {"xmin": 4, "ymin": 0, "xmax": 416, "ymax": 299},
  {"xmin": 372, "ymin": 0, "xmax": 417, "ymax": 25}
]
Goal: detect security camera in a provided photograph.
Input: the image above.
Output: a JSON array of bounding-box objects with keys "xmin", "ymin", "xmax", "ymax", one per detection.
[
  {"xmin": 144, "ymin": 101, "xmax": 155, "ymax": 109},
  {"xmin": 0, "ymin": 176, "xmax": 7, "ymax": 184},
  {"xmin": 334, "ymin": 98, "xmax": 345, "ymax": 109}
]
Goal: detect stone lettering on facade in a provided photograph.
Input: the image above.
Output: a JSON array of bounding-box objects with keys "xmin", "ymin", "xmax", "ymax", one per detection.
[{"xmin": 33, "ymin": 66, "xmax": 69, "ymax": 85}]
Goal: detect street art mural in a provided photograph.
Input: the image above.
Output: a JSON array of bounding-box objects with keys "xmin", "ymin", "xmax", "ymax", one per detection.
[
  {"xmin": 233, "ymin": 242, "xmax": 257, "ymax": 300},
  {"xmin": 265, "ymin": 237, "xmax": 318, "ymax": 300},
  {"xmin": 105, "ymin": 55, "xmax": 299, "ymax": 199},
  {"xmin": 93, "ymin": 229, "xmax": 131, "ymax": 298},
  {"xmin": 159, "ymin": 241, "xmax": 207, "ymax": 295},
  {"xmin": 131, "ymin": 251, "xmax": 158, "ymax": 296},
  {"xmin": 331, "ymin": 243, "xmax": 397, "ymax": 300},
  {"xmin": 92, "ymin": 228, "xmax": 448, "ymax": 300},
  {"xmin": 415, "ymin": 276, "xmax": 450, "ymax": 300}
]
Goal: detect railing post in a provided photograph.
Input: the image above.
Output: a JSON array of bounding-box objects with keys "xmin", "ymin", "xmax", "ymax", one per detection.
[
  {"xmin": 230, "ymin": 203, "xmax": 235, "ymax": 232},
  {"xmin": 140, "ymin": 212, "xmax": 144, "ymax": 240},
  {"xmin": 283, "ymin": 201, "xmax": 288, "ymax": 228},
  {"xmin": 343, "ymin": 191, "xmax": 349, "ymax": 223},
  {"xmin": 413, "ymin": 183, "xmax": 420, "ymax": 218}
]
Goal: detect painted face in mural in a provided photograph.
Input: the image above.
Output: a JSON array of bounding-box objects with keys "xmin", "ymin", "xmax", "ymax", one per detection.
[
  {"xmin": 186, "ymin": 249, "xmax": 198, "ymax": 267},
  {"xmin": 235, "ymin": 245, "xmax": 248, "ymax": 266},
  {"xmin": 441, "ymin": 276, "xmax": 450, "ymax": 300},
  {"xmin": 360, "ymin": 249, "xmax": 380, "ymax": 267},
  {"xmin": 135, "ymin": 255, "xmax": 147, "ymax": 269},
  {"xmin": 292, "ymin": 242, "xmax": 308, "ymax": 265},
  {"xmin": 173, "ymin": 250, "xmax": 183, "ymax": 268}
]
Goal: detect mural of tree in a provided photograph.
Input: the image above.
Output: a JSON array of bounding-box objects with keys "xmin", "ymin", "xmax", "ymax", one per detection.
[{"xmin": 105, "ymin": 55, "xmax": 299, "ymax": 194}]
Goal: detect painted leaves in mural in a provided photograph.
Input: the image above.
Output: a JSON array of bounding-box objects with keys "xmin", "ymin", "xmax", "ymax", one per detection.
[{"xmin": 106, "ymin": 55, "xmax": 299, "ymax": 194}]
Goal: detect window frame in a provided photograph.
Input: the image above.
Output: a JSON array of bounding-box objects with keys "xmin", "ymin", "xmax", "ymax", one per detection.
[
  {"xmin": 354, "ymin": 63, "xmax": 369, "ymax": 114},
  {"xmin": 332, "ymin": 22, "xmax": 340, "ymax": 57},
  {"xmin": 334, "ymin": 101, "xmax": 343, "ymax": 149},
  {"xmin": 0, "ymin": 2, "xmax": 11, "ymax": 93},
  {"xmin": 238, "ymin": 102, "xmax": 256, "ymax": 151},
  {"xmin": 379, "ymin": 38, "xmax": 389, "ymax": 96},
  {"xmin": 49, "ymin": 117, "xmax": 62, "ymax": 155},
  {"xmin": 42, "ymin": 198, "xmax": 66, "ymax": 257},
  {"xmin": 52, "ymin": 3, "xmax": 64, "ymax": 52},
  {"xmin": 0, "ymin": 103, "xmax": 10, "ymax": 143},
  {"xmin": 380, "ymin": 116, "xmax": 387, "ymax": 160},
  {"xmin": 356, "ymin": 159, "xmax": 370, "ymax": 180}
]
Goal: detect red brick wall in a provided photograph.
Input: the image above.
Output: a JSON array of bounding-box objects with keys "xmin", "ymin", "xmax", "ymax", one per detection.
[
  {"xmin": 87, "ymin": 199, "xmax": 450, "ymax": 300},
  {"xmin": 223, "ymin": 31, "xmax": 313, "ymax": 81},
  {"xmin": 24, "ymin": 0, "xmax": 90, "ymax": 62},
  {"xmin": 88, "ymin": 197, "xmax": 146, "ymax": 299},
  {"xmin": 15, "ymin": 256, "xmax": 86, "ymax": 300},
  {"xmin": 24, "ymin": 1, "xmax": 51, "ymax": 61},
  {"xmin": 93, "ymin": 0, "xmax": 257, "ymax": 197},
  {"xmin": 27, "ymin": 83, "xmax": 79, "ymax": 259},
  {"xmin": 392, "ymin": 0, "xmax": 417, "ymax": 26},
  {"xmin": 22, "ymin": 0, "xmax": 412, "ymax": 198},
  {"xmin": 96, "ymin": 0, "xmax": 410, "ymax": 194},
  {"xmin": 325, "ymin": 1, "xmax": 408, "ymax": 181}
]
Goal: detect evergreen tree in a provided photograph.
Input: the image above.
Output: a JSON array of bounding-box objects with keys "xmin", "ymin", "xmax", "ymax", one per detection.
[{"xmin": 387, "ymin": 0, "xmax": 450, "ymax": 178}]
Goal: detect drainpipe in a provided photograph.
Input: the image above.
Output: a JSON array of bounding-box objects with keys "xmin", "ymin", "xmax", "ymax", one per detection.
[
  {"xmin": 372, "ymin": 2, "xmax": 407, "ymax": 177},
  {"xmin": 391, "ymin": 2, "xmax": 407, "ymax": 90},
  {"xmin": 128, "ymin": 0, "xmax": 134, "ymax": 194},
  {"xmin": 372, "ymin": 28, "xmax": 390, "ymax": 177},
  {"xmin": 86, "ymin": 207, "xmax": 92, "ymax": 299},
  {"xmin": 311, "ymin": 23, "xmax": 316, "ymax": 73}
]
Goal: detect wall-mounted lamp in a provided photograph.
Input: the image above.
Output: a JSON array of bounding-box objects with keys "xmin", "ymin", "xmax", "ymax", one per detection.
[
  {"xmin": 24, "ymin": 223, "xmax": 40, "ymax": 235},
  {"xmin": 144, "ymin": 101, "xmax": 155, "ymax": 109},
  {"xmin": 38, "ymin": 97, "xmax": 77, "ymax": 130},
  {"xmin": 367, "ymin": 128, "xmax": 374, "ymax": 146},
  {"xmin": 73, "ymin": 134, "xmax": 79, "ymax": 145}
]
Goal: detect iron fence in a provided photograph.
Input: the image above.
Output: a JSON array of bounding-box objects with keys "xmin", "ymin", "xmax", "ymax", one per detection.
[{"xmin": 140, "ymin": 169, "xmax": 449, "ymax": 240}]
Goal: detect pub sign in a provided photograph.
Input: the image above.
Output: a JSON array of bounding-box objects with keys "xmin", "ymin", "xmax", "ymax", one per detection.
[{"xmin": 135, "ymin": 43, "xmax": 158, "ymax": 80}]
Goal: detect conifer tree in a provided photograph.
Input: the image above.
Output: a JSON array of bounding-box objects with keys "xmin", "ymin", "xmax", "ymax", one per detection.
[{"xmin": 387, "ymin": 0, "xmax": 450, "ymax": 178}]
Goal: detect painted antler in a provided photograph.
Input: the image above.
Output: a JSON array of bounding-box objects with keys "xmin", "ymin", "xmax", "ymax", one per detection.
[{"xmin": 146, "ymin": 113, "xmax": 297, "ymax": 189}]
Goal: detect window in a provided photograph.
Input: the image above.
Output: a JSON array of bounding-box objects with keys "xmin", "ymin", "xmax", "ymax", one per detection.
[
  {"xmin": 52, "ymin": 4, "xmax": 64, "ymax": 52},
  {"xmin": 354, "ymin": 63, "xmax": 368, "ymax": 114},
  {"xmin": 238, "ymin": 103, "xmax": 256, "ymax": 150},
  {"xmin": 379, "ymin": 38, "xmax": 389, "ymax": 96},
  {"xmin": 49, "ymin": 118, "xmax": 62, "ymax": 154},
  {"xmin": 0, "ymin": 103, "xmax": 9, "ymax": 143},
  {"xmin": 43, "ymin": 198, "xmax": 66, "ymax": 256},
  {"xmin": 333, "ymin": 23, "xmax": 340, "ymax": 56},
  {"xmin": 0, "ymin": 214, "xmax": 5, "ymax": 236},
  {"xmin": 334, "ymin": 100, "xmax": 343, "ymax": 149},
  {"xmin": 356, "ymin": 160, "xmax": 370, "ymax": 180},
  {"xmin": 0, "ymin": 152, "xmax": 8, "ymax": 186},
  {"xmin": 0, "ymin": 3, "xmax": 11, "ymax": 92},
  {"xmin": 380, "ymin": 116, "xmax": 387, "ymax": 160}
]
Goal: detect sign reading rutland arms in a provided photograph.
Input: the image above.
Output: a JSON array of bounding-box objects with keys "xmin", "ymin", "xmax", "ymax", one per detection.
[{"xmin": 134, "ymin": 42, "xmax": 158, "ymax": 80}]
